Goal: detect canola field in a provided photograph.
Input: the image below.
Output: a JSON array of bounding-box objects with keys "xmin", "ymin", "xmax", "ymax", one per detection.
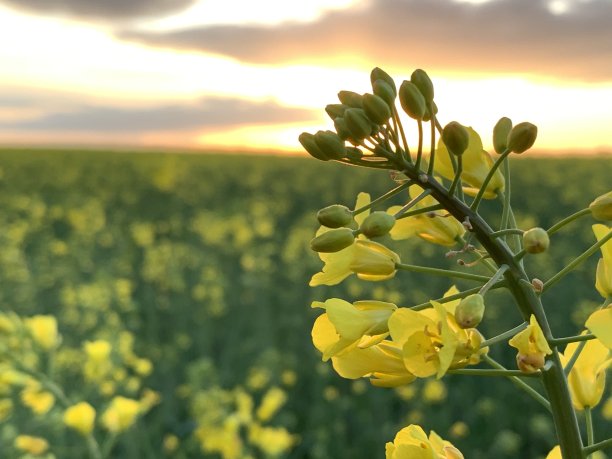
[{"xmin": 0, "ymin": 149, "xmax": 610, "ymax": 458}]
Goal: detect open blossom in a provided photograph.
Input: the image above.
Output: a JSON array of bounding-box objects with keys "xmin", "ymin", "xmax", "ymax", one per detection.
[
  {"xmin": 385, "ymin": 424, "xmax": 464, "ymax": 459},
  {"xmin": 101, "ymin": 396, "xmax": 141, "ymax": 432},
  {"xmin": 24, "ymin": 315, "xmax": 60, "ymax": 350},
  {"xmin": 592, "ymin": 224, "xmax": 612, "ymax": 298},
  {"xmin": 508, "ymin": 315, "xmax": 552, "ymax": 373},
  {"xmin": 64, "ymin": 402, "xmax": 96, "ymax": 435}
]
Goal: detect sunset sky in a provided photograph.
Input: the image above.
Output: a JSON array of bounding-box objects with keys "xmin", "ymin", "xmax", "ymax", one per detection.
[{"xmin": 1, "ymin": 0, "xmax": 612, "ymax": 153}]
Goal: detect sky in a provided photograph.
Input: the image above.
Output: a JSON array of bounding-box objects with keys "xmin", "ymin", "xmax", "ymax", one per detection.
[{"xmin": 1, "ymin": 0, "xmax": 612, "ymax": 154}]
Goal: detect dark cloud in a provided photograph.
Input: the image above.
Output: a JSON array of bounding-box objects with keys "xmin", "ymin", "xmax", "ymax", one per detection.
[
  {"xmin": 120, "ymin": 0, "xmax": 612, "ymax": 81},
  {"xmin": 1, "ymin": 97, "xmax": 317, "ymax": 132},
  {"xmin": 0, "ymin": 0, "xmax": 195, "ymax": 21}
]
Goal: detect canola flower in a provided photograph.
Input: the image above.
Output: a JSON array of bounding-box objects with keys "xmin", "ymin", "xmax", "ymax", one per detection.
[
  {"xmin": 385, "ymin": 424, "xmax": 464, "ymax": 459},
  {"xmin": 64, "ymin": 402, "xmax": 96, "ymax": 435},
  {"xmin": 14, "ymin": 435, "xmax": 50, "ymax": 455},
  {"xmin": 101, "ymin": 396, "xmax": 141, "ymax": 432},
  {"xmin": 508, "ymin": 315, "xmax": 552, "ymax": 373},
  {"xmin": 592, "ymin": 224, "xmax": 612, "ymax": 298},
  {"xmin": 24, "ymin": 315, "xmax": 60, "ymax": 351}
]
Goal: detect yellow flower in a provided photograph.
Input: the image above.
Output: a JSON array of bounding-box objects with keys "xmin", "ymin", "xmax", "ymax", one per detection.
[
  {"xmin": 508, "ymin": 315, "xmax": 552, "ymax": 373},
  {"xmin": 586, "ymin": 308, "xmax": 612, "ymax": 349},
  {"xmin": 0, "ymin": 398, "xmax": 13, "ymax": 422},
  {"xmin": 63, "ymin": 402, "xmax": 96, "ymax": 435},
  {"xmin": 593, "ymin": 224, "xmax": 612, "ymax": 298},
  {"xmin": 101, "ymin": 396, "xmax": 141, "ymax": 432},
  {"xmin": 311, "ymin": 298, "xmax": 397, "ymax": 360},
  {"xmin": 248, "ymin": 424, "xmax": 297, "ymax": 456},
  {"xmin": 435, "ymin": 126, "xmax": 504, "ymax": 199},
  {"xmin": 560, "ymin": 337, "xmax": 611, "ymax": 410},
  {"xmin": 24, "ymin": 315, "xmax": 60, "ymax": 350},
  {"xmin": 255, "ymin": 387, "xmax": 287, "ymax": 422},
  {"xmin": 21, "ymin": 385, "xmax": 55, "ymax": 415},
  {"xmin": 385, "ymin": 424, "xmax": 464, "ymax": 459},
  {"xmin": 163, "ymin": 434, "xmax": 180, "ymax": 453},
  {"xmin": 14, "ymin": 435, "xmax": 49, "ymax": 455},
  {"xmin": 84, "ymin": 340, "xmax": 112, "ymax": 381},
  {"xmin": 388, "ymin": 186, "xmax": 465, "ymax": 246},
  {"xmin": 546, "ymin": 446, "xmax": 561, "ymax": 459},
  {"xmin": 422, "ymin": 379, "xmax": 447, "ymax": 403}
]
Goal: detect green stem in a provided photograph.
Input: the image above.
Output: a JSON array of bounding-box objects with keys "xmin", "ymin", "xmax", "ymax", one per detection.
[
  {"xmin": 395, "ymin": 263, "xmax": 491, "ymax": 283},
  {"xmin": 427, "ymin": 107, "xmax": 436, "ymax": 175},
  {"xmin": 395, "ymin": 204, "xmax": 443, "ymax": 220},
  {"xmin": 353, "ymin": 181, "xmax": 413, "ymax": 216},
  {"xmin": 482, "ymin": 355, "xmax": 551, "ymax": 411},
  {"xmin": 547, "ymin": 208, "xmax": 591, "ymax": 236},
  {"xmin": 393, "ymin": 190, "xmax": 431, "ymax": 217},
  {"xmin": 86, "ymin": 435, "xmax": 103, "ymax": 459},
  {"xmin": 585, "ymin": 406, "xmax": 594, "ymax": 459},
  {"xmin": 491, "ymin": 229, "xmax": 524, "ymax": 238},
  {"xmin": 500, "ymin": 159, "xmax": 512, "ymax": 233},
  {"xmin": 448, "ymin": 154, "xmax": 463, "ymax": 197},
  {"xmin": 471, "ymin": 150, "xmax": 510, "ymax": 211},
  {"xmin": 480, "ymin": 322, "xmax": 528, "ymax": 349},
  {"xmin": 415, "ymin": 120, "xmax": 424, "ymax": 171},
  {"xmin": 583, "ymin": 437, "xmax": 612, "ymax": 456},
  {"xmin": 550, "ymin": 333, "xmax": 595, "ymax": 347},
  {"xmin": 448, "ymin": 368, "xmax": 538, "ymax": 378},
  {"xmin": 543, "ymin": 229, "xmax": 612, "ymax": 292},
  {"xmin": 410, "ymin": 282, "xmax": 505, "ymax": 311},
  {"xmin": 479, "ymin": 264, "xmax": 509, "ymax": 295},
  {"xmin": 563, "ymin": 340, "xmax": 587, "ymax": 376},
  {"xmin": 392, "ymin": 106, "xmax": 411, "ymax": 162}
]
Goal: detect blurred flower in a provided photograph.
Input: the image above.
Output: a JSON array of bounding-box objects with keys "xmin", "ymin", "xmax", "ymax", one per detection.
[
  {"xmin": 422, "ymin": 380, "xmax": 447, "ymax": 403},
  {"xmin": 449, "ymin": 421, "xmax": 469, "ymax": 439},
  {"xmin": 592, "ymin": 224, "xmax": 612, "ymax": 298},
  {"xmin": 24, "ymin": 315, "xmax": 59, "ymax": 350},
  {"xmin": 63, "ymin": 402, "xmax": 96, "ymax": 436},
  {"xmin": 385, "ymin": 424, "xmax": 464, "ymax": 459},
  {"xmin": 21, "ymin": 384, "xmax": 55, "ymax": 415},
  {"xmin": 603, "ymin": 396, "xmax": 612, "ymax": 420},
  {"xmin": 15, "ymin": 435, "xmax": 49, "ymax": 455},
  {"xmin": 281, "ymin": 370, "xmax": 297, "ymax": 387},
  {"xmin": 249, "ymin": 424, "xmax": 297, "ymax": 456},
  {"xmin": 84, "ymin": 340, "xmax": 112, "ymax": 381},
  {"xmin": 101, "ymin": 396, "xmax": 140, "ymax": 432},
  {"xmin": 163, "ymin": 434, "xmax": 179, "ymax": 454},
  {"xmin": 256, "ymin": 387, "xmax": 287, "ymax": 422},
  {"xmin": 508, "ymin": 315, "xmax": 552, "ymax": 373},
  {"xmin": 0, "ymin": 398, "xmax": 13, "ymax": 421}
]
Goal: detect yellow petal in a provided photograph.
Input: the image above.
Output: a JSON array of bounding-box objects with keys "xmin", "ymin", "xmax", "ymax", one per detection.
[
  {"xmin": 586, "ymin": 308, "xmax": 612, "ymax": 349},
  {"xmin": 402, "ymin": 331, "xmax": 438, "ymax": 378},
  {"xmin": 354, "ymin": 192, "xmax": 371, "ymax": 226},
  {"xmin": 546, "ymin": 446, "xmax": 562, "ymax": 459},
  {"xmin": 388, "ymin": 308, "xmax": 436, "ymax": 346}
]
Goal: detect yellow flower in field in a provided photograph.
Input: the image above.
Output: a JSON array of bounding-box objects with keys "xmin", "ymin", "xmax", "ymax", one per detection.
[
  {"xmin": 508, "ymin": 315, "xmax": 552, "ymax": 373},
  {"xmin": 603, "ymin": 396, "xmax": 612, "ymax": 420},
  {"xmin": 592, "ymin": 224, "xmax": 612, "ymax": 298},
  {"xmin": 281, "ymin": 370, "xmax": 297, "ymax": 386},
  {"xmin": 63, "ymin": 402, "xmax": 96, "ymax": 435},
  {"xmin": 84, "ymin": 340, "xmax": 112, "ymax": 381},
  {"xmin": 560, "ymin": 337, "xmax": 611, "ymax": 410},
  {"xmin": 163, "ymin": 434, "xmax": 179, "ymax": 453},
  {"xmin": 249, "ymin": 424, "xmax": 297, "ymax": 456},
  {"xmin": 586, "ymin": 307, "xmax": 612, "ymax": 349},
  {"xmin": 101, "ymin": 396, "xmax": 141, "ymax": 432},
  {"xmin": 256, "ymin": 387, "xmax": 287, "ymax": 422},
  {"xmin": 388, "ymin": 186, "xmax": 465, "ymax": 246},
  {"xmin": 132, "ymin": 358, "xmax": 153, "ymax": 376},
  {"xmin": 435, "ymin": 127, "xmax": 504, "ymax": 199},
  {"xmin": 140, "ymin": 388, "xmax": 161, "ymax": 412},
  {"xmin": 0, "ymin": 398, "xmax": 13, "ymax": 421},
  {"xmin": 14, "ymin": 435, "xmax": 49, "ymax": 455},
  {"xmin": 385, "ymin": 424, "xmax": 464, "ymax": 459},
  {"xmin": 21, "ymin": 385, "xmax": 55, "ymax": 415},
  {"xmin": 422, "ymin": 379, "xmax": 447, "ymax": 403},
  {"xmin": 24, "ymin": 315, "xmax": 60, "ymax": 350},
  {"xmin": 311, "ymin": 298, "xmax": 397, "ymax": 360}
]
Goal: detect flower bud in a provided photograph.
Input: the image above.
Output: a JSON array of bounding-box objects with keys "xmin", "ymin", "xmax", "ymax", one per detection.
[
  {"xmin": 317, "ymin": 204, "xmax": 353, "ymax": 228},
  {"xmin": 372, "ymin": 79, "xmax": 396, "ymax": 106},
  {"xmin": 422, "ymin": 101, "xmax": 438, "ymax": 122},
  {"xmin": 370, "ymin": 67, "xmax": 396, "ymax": 95},
  {"xmin": 399, "ymin": 81, "xmax": 427, "ymax": 120},
  {"xmin": 325, "ymin": 103, "xmax": 348, "ymax": 120},
  {"xmin": 338, "ymin": 90, "xmax": 363, "ymax": 108},
  {"xmin": 310, "ymin": 228, "xmax": 355, "ymax": 253},
  {"xmin": 493, "ymin": 117, "xmax": 512, "ymax": 154},
  {"xmin": 314, "ymin": 130, "xmax": 346, "ymax": 160},
  {"xmin": 363, "ymin": 93, "xmax": 391, "ymax": 125},
  {"xmin": 441, "ymin": 122, "xmax": 469, "ymax": 156},
  {"xmin": 410, "ymin": 69, "xmax": 434, "ymax": 104},
  {"xmin": 522, "ymin": 227, "xmax": 550, "ymax": 254},
  {"xmin": 589, "ymin": 190, "xmax": 612, "ymax": 221},
  {"xmin": 516, "ymin": 352, "xmax": 546, "ymax": 373},
  {"xmin": 344, "ymin": 108, "xmax": 373, "ymax": 140},
  {"xmin": 333, "ymin": 117, "xmax": 352, "ymax": 141},
  {"xmin": 299, "ymin": 132, "xmax": 329, "ymax": 161},
  {"xmin": 346, "ymin": 147, "xmax": 363, "ymax": 161},
  {"xmin": 507, "ymin": 122, "xmax": 537, "ymax": 154},
  {"xmin": 360, "ymin": 211, "xmax": 395, "ymax": 238},
  {"xmin": 454, "ymin": 294, "xmax": 485, "ymax": 329}
]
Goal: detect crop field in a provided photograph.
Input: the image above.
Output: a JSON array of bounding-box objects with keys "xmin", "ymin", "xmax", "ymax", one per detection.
[{"xmin": 0, "ymin": 149, "xmax": 610, "ymax": 458}]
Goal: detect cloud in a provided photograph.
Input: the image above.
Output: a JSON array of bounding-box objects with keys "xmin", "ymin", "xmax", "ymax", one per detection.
[
  {"xmin": 0, "ymin": 0, "xmax": 196, "ymax": 21},
  {"xmin": 120, "ymin": 0, "xmax": 612, "ymax": 81},
  {"xmin": 1, "ymin": 96, "xmax": 317, "ymax": 133}
]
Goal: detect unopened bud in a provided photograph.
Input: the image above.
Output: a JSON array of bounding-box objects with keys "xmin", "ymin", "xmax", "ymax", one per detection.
[
  {"xmin": 493, "ymin": 117, "xmax": 512, "ymax": 154},
  {"xmin": 299, "ymin": 132, "xmax": 329, "ymax": 161},
  {"xmin": 422, "ymin": 101, "xmax": 438, "ymax": 122},
  {"xmin": 314, "ymin": 130, "xmax": 346, "ymax": 160},
  {"xmin": 370, "ymin": 67, "xmax": 397, "ymax": 95},
  {"xmin": 531, "ymin": 278, "xmax": 544, "ymax": 293},
  {"xmin": 372, "ymin": 80, "xmax": 396, "ymax": 106},
  {"xmin": 310, "ymin": 228, "xmax": 355, "ymax": 253},
  {"xmin": 507, "ymin": 122, "xmax": 537, "ymax": 154},
  {"xmin": 589, "ymin": 190, "xmax": 612, "ymax": 221},
  {"xmin": 338, "ymin": 90, "xmax": 363, "ymax": 108},
  {"xmin": 317, "ymin": 205, "xmax": 353, "ymax": 228},
  {"xmin": 523, "ymin": 228, "xmax": 550, "ymax": 254},
  {"xmin": 325, "ymin": 103, "xmax": 348, "ymax": 120},
  {"xmin": 360, "ymin": 211, "xmax": 395, "ymax": 238},
  {"xmin": 410, "ymin": 69, "xmax": 434, "ymax": 104},
  {"xmin": 346, "ymin": 147, "xmax": 363, "ymax": 161},
  {"xmin": 516, "ymin": 352, "xmax": 546, "ymax": 373},
  {"xmin": 399, "ymin": 81, "xmax": 427, "ymax": 120},
  {"xmin": 442, "ymin": 122, "xmax": 470, "ymax": 156},
  {"xmin": 454, "ymin": 294, "xmax": 485, "ymax": 329},
  {"xmin": 363, "ymin": 93, "xmax": 391, "ymax": 125},
  {"xmin": 344, "ymin": 108, "xmax": 373, "ymax": 140},
  {"xmin": 333, "ymin": 117, "xmax": 352, "ymax": 141}
]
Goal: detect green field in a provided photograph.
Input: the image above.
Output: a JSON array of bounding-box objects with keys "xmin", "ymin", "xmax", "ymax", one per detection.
[{"xmin": 0, "ymin": 149, "xmax": 610, "ymax": 458}]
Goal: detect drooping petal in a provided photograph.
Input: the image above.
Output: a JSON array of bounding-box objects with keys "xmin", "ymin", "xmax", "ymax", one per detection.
[{"xmin": 586, "ymin": 308, "xmax": 612, "ymax": 349}]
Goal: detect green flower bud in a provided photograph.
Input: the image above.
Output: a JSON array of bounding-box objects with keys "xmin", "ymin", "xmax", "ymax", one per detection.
[
  {"xmin": 410, "ymin": 69, "xmax": 434, "ymax": 104},
  {"xmin": 317, "ymin": 204, "xmax": 353, "ymax": 228},
  {"xmin": 325, "ymin": 103, "xmax": 348, "ymax": 120},
  {"xmin": 370, "ymin": 67, "xmax": 396, "ymax": 95},
  {"xmin": 455, "ymin": 294, "xmax": 485, "ymax": 329},
  {"xmin": 507, "ymin": 122, "xmax": 537, "ymax": 154},
  {"xmin": 523, "ymin": 227, "xmax": 550, "ymax": 254},
  {"xmin": 372, "ymin": 79, "xmax": 396, "ymax": 106},
  {"xmin": 314, "ymin": 130, "xmax": 346, "ymax": 160},
  {"xmin": 310, "ymin": 228, "xmax": 355, "ymax": 253},
  {"xmin": 441, "ymin": 122, "xmax": 469, "ymax": 156},
  {"xmin": 338, "ymin": 90, "xmax": 363, "ymax": 108},
  {"xmin": 344, "ymin": 108, "xmax": 373, "ymax": 140},
  {"xmin": 299, "ymin": 132, "xmax": 329, "ymax": 161},
  {"xmin": 589, "ymin": 190, "xmax": 612, "ymax": 221},
  {"xmin": 360, "ymin": 211, "xmax": 396, "ymax": 238},
  {"xmin": 422, "ymin": 101, "xmax": 438, "ymax": 122},
  {"xmin": 362, "ymin": 93, "xmax": 391, "ymax": 125},
  {"xmin": 493, "ymin": 117, "xmax": 512, "ymax": 154},
  {"xmin": 333, "ymin": 117, "xmax": 352, "ymax": 141},
  {"xmin": 399, "ymin": 81, "xmax": 427, "ymax": 120},
  {"xmin": 346, "ymin": 147, "xmax": 363, "ymax": 161}
]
